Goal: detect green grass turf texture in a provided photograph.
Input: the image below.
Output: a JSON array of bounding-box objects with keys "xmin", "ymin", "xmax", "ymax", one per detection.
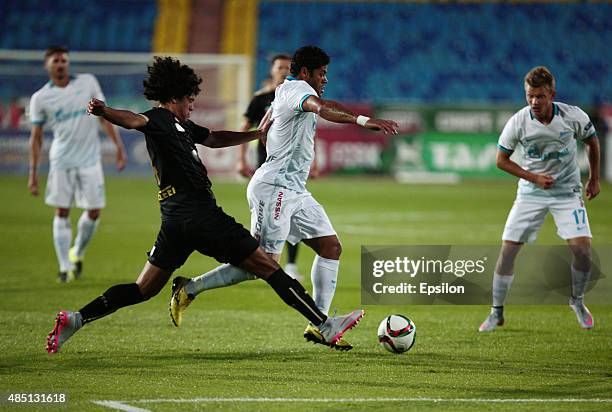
[{"xmin": 1, "ymin": 175, "xmax": 611, "ymax": 411}]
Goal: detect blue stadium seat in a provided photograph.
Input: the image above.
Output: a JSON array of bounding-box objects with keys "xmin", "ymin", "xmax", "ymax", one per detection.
[
  {"xmin": 0, "ymin": 0, "xmax": 157, "ymax": 52},
  {"xmin": 256, "ymin": 2, "xmax": 611, "ymax": 105}
]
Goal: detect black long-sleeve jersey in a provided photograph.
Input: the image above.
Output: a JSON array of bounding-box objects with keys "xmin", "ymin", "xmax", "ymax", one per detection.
[{"xmin": 137, "ymin": 107, "xmax": 217, "ymax": 219}]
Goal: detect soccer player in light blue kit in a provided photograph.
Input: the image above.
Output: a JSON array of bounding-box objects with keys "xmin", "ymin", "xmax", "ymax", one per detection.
[
  {"xmin": 170, "ymin": 46, "xmax": 398, "ymax": 350},
  {"xmin": 28, "ymin": 46, "xmax": 127, "ymax": 283},
  {"xmin": 479, "ymin": 66, "xmax": 600, "ymax": 332}
]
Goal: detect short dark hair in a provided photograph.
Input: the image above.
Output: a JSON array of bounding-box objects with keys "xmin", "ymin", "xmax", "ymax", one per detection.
[
  {"xmin": 290, "ymin": 46, "xmax": 330, "ymax": 76},
  {"xmin": 271, "ymin": 53, "xmax": 291, "ymax": 66},
  {"xmin": 524, "ymin": 66, "xmax": 555, "ymax": 92},
  {"xmin": 143, "ymin": 56, "xmax": 202, "ymax": 103},
  {"xmin": 44, "ymin": 45, "xmax": 69, "ymax": 61}
]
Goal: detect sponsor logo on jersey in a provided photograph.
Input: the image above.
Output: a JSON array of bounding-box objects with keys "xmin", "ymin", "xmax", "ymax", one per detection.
[
  {"xmin": 274, "ymin": 191, "xmax": 284, "ymax": 220},
  {"xmin": 158, "ymin": 185, "xmax": 176, "ymax": 201},
  {"xmin": 54, "ymin": 108, "xmax": 86, "ymax": 123},
  {"xmin": 527, "ymin": 144, "xmax": 569, "ymax": 160},
  {"xmin": 559, "ymin": 131, "xmax": 573, "ymax": 139}
]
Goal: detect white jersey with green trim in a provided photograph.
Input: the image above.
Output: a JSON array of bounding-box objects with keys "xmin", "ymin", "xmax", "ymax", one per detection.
[
  {"xmin": 251, "ymin": 76, "xmax": 317, "ymax": 194},
  {"xmin": 29, "ymin": 74, "xmax": 105, "ymax": 170},
  {"xmin": 497, "ymin": 102, "xmax": 597, "ymax": 197}
]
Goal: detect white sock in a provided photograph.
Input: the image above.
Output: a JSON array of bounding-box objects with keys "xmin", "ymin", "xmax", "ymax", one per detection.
[
  {"xmin": 186, "ymin": 264, "xmax": 256, "ymax": 296},
  {"xmin": 53, "ymin": 216, "xmax": 73, "ymax": 272},
  {"xmin": 570, "ymin": 266, "xmax": 591, "ymax": 301},
  {"xmin": 310, "ymin": 256, "xmax": 339, "ymax": 316},
  {"xmin": 492, "ymin": 272, "xmax": 514, "ymax": 309},
  {"xmin": 74, "ymin": 212, "xmax": 99, "ymax": 258}
]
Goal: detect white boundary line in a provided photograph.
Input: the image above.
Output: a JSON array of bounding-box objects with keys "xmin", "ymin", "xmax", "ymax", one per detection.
[
  {"xmin": 92, "ymin": 401, "xmax": 150, "ymax": 412},
  {"xmin": 93, "ymin": 397, "xmax": 612, "ymax": 411}
]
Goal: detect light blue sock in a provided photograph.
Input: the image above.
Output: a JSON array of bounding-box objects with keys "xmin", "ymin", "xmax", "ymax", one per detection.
[
  {"xmin": 310, "ymin": 256, "xmax": 339, "ymax": 316},
  {"xmin": 53, "ymin": 216, "xmax": 72, "ymax": 272},
  {"xmin": 74, "ymin": 212, "xmax": 99, "ymax": 258},
  {"xmin": 186, "ymin": 264, "xmax": 257, "ymax": 296}
]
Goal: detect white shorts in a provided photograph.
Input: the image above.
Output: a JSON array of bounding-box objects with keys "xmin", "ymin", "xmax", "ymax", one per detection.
[
  {"xmin": 247, "ymin": 180, "xmax": 336, "ymax": 254},
  {"xmin": 45, "ymin": 162, "xmax": 106, "ymax": 209},
  {"xmin": 502, "ymin": 194, "xmax": 592, "ymax": 243}
]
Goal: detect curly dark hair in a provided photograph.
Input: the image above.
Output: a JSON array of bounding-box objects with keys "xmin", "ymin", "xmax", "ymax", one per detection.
[
  {"xmin": 143, "ymin": 56, "xmax": 202, "ymax": 103},
  {"xmin": 290, "ymin": 46, "xmax": 330, "ymax": 76}
]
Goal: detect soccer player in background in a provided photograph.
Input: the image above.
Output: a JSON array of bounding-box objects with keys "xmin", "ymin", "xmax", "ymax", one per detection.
[
  {"xmin": 237, "ymin": 53, "xmax": 311, "ymax": 281},
  {"xmin": 170, "ymin": 46, "xmax": 398, "ymax": 350},
  {"xmin": 46, "ymin": 56, "xmax": 364, "ymax": 354},
  {"xmin": 28, "ymin": 46, "xmax": 127, "ymax": 283},
  {"xmin": 479, "ymin": 66, "xmax": 600, "ymax": 332}
]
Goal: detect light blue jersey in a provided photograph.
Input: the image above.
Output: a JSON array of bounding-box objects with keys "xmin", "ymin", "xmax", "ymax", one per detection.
[
  {"xmin": 498, "ymin": 102, "xmax": 597, "ymax": 197},
  {"xmin": 252, "ymin": 76, "xmax": 317, "ymax": 194},
  {"xmin": 29, "ymin": 74, "xmax": 105, "ymax": 170}
]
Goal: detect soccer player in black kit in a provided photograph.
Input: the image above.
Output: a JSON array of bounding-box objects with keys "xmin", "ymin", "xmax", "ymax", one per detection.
[{"xmin": 45, "ymin": 56, "xmax": 364, "ymax": 354}]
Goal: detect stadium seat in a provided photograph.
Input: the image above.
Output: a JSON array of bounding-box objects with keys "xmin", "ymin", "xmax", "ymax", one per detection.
[{"xmin": 256, "ymin": 2, "xmax": 611, "ymax": 105}]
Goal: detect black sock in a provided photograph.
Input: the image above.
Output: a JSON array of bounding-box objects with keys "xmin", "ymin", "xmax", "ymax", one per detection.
[
  {"xmin": 265, "ymin": 269, "xmax": 326, "ymax": 326},
  {"xmin": 287, "ymin": 243, "xmax": 299, "ymax": 264},
  {"xmin": 79, "ymin": 283, "xmax": 145, "ymax": 324}
]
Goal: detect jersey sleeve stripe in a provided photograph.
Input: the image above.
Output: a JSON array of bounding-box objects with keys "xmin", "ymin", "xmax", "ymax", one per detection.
[
  {"xmin": 497, "ymin": 144, "xmax": 514, "ymax": 154},
  {"xmin": 298, "ymin": 94, "xmax": 314, "ymax": 111},
  {"xmin": 583, "ymin": 132, "xmax": 598, "ymax": 141},
  {"xmin": 31, "ymin": 120, "xmax": 45, "ymax": 125}
]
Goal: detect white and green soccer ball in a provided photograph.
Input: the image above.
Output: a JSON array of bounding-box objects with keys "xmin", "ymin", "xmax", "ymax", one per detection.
[{"xmin": 377, "ymin": 314, "xmax": 416, "ymax": 354}]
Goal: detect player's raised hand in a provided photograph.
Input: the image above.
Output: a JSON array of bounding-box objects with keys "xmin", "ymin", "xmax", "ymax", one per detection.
[
  {"xmin": 87, "ymin": 98, "xmax": 106, "ymax": 116},
  {"xmin": 585, "ymin": 178, "xmax": 600, "ymax": 200},
  {"xmin": 364, "ymin": 118, "xmax": 399, "ymax": 135},
  {"xmin": 534, "ymin": 174, "xmax": 555, "ymax": 189}
]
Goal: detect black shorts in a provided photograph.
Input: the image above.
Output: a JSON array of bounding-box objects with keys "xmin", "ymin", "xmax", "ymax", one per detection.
[{"xmin": 147, "ymin": 207, "xmax": 259, "ymax": 272}]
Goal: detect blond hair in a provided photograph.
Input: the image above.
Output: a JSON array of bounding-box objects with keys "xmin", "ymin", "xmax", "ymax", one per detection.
[{"xmin": 524, "ymin": 66, "xmax": 555, "ymax": 92}]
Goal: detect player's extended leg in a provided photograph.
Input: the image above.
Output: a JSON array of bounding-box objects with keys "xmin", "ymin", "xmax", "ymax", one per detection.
[
  {"xmin": 46, "ymin": 262, "xmax": 170, "ymax": 353},
  {"xmin": 53, "ymin": 208, "xmax": 75, "ymax": 283},
  {"xmin": 69, "ymin": 209, "xmax": 100, "ymax": 279},
  {"xmin": 238, "ymin": 247, "xmax": 363, "ymax": 344},
  {"xmin": 284, "ymin": 243, "xmax": 303, "ymax": 281},
  {"xmin": 479, "ymin": 241, "xmax": 522, "ymax": 332},
  {"xmin": 169, "ymin": 264, "xmax": 257, "ymax": 326},
  {"xmin": 171, "ymin": 247, "xmax": 363, "ymax": 344},
  {"xmin": 567, "ymin": 237, "xmax": 594, "ymax": 329},
  {"xmin": 301, "ymin": 235, "xmax": 352, "ymax": 350}
]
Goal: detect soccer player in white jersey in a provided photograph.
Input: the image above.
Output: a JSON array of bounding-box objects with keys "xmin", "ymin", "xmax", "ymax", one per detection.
[
  {"xmin": 28, "ymin": 46, "xmax": 127, "ymax": 283},
  {"xmin": 479, "ymin": 66, "xmax": 600, "ymax": 332},
  {"xmin": 170, "ymin": 45, "xmax": 398, "ymax": 350}
]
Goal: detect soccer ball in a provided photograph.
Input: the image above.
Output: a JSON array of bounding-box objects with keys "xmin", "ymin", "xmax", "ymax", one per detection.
[{"xmin": 377, "ymin": 314, "xmax": 416, "ymax": 354}]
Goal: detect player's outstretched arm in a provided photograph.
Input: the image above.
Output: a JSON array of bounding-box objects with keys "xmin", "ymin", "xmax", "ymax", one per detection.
[
  {"xmin": 584, "ymin": 136, "xmax": 600, "ymax": 200},
  {"xmin": 203, "ymin": 109, "xmax": 272, "ymax": 149},
  {"xmin": 496, "ymin": 150, "xmax": 554, "ymax": 189},
  {"xmin": 302, "ymin": 96, "xmax": 398, "ymax": 135},
  {"xmin": 87, "ymin": 98, "xmax": 148, "ymax": 130}
]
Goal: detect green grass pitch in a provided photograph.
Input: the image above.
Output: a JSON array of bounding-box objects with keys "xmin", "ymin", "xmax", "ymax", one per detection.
[{"xmin": 1, "ymin": 175, "xmax": 611, "ymax": 411}]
